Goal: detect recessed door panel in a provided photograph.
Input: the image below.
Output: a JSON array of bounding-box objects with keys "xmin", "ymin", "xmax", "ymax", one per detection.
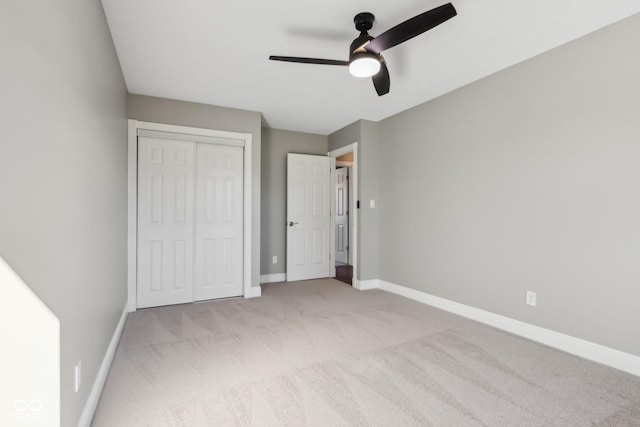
[
  {"xmin": 205, "ymin": 177, "xmax": 216, "ymax": 223},
  {"xmin": 150, "ymin": 175, "xmax": 163, "ymax": 224},
  {"xmin": 312, "ymin": 180, "xmax": 324, "ymax": 217},
  {"xmin": 293, "ymin": 229, "xmax": 306, "ymax": 266},
  {"xmin": 149, "ymin": 241, "xmax": 162, "ymax": 292},
  {"xmin": 173, "ymin": 240, "xmax": 186, "ymax": 289},
  {"xmin": 204, "ymin": 239, "xmax": 216, "ymax": 287},
  {"xmin": 175, "ymin": 175, "xmax": 186, "ymax": 223},
  {"xmin": 224, "ymin": 177, "xmax": 235, "ymax": 223},
  {"xmin": 294, "ymin": 180, "xmax": 305, "ymax": 217},
  {"xmin": 312, "ymin": 229, "xmax": 324, "ymax": 265},
  {"xmin": 223, "ymin": 238, "xmax": 234, "ymax": 285}
]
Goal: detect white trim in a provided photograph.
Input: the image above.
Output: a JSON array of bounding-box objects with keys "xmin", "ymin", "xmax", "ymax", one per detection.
[
  {"xmin": 244, "ymin": 286, "xmax": 262, "ymax": 298},
  {"xmin": 374, "ymin": 280, "xmax": 640, "ymax": 377},
  {"xmin": 137, "ymin": 129, "xmax": 244, "ymax": 147},
  {"xmin": 243, "ymin": 134, "xmax": 253, "ymax": 299},
  {"xmin": 353, "ymin": 278, "xmax": 379, "ymax": 290},
  {"xmin": 135, "ymin": 120, "xmax": 248, "ymax": 141},
  {"xmin": 260, "ymin": 273, "xmax": 286, "ymax": 284},
  {"xmin": 330, "ymin": 144, "xmax": 357, "ymax": 158},
  {"xmin": 127, "ymin": 120, "xmax": 254, "ymax": 311},
  {"xmin": 328, "ymin": 142, "xmax": 358, "ymax": 283},
  {"xmin": 329, "ymin": 156, "xmax": 336, "ymax": 277},
  {"xmin": 77, "ymin": 305, "xmax": 128, "ymax": 427},
  {"xmin": 127, "ymin": 120, "xmax": 137, "ymax": 312}
]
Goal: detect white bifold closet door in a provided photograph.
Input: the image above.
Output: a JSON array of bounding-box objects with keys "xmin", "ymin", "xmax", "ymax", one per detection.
[
  {"xmin": 193, "ymin": 143, "xmax": 244, "ymax": 301},
  {"xmin": 137, "ymin": 136, "xmax": 243, "ymax": 309}
]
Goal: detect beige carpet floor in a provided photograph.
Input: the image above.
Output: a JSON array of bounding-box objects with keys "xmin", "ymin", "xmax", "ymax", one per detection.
[{"xmin": 92, "ymin": 279, "xmax": 640, "ymax": 426}]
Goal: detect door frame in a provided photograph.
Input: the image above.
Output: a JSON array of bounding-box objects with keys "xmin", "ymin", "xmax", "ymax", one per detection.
[
  {"xmin": 127, "ymin": 120, "xmax": 254, "ymax": 312},
  {"xmin": 328, "ymin": 142, "xmax": 358, "ymax": 284}
]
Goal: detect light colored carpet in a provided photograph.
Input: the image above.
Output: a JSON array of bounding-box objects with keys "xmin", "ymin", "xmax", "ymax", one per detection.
[{"xmin": 92, "ymin": 279, "xmax": 640, "ymax": 426}]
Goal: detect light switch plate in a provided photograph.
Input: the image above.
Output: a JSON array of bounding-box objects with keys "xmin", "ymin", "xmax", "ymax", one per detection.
[
  {"xmin": 526, "ymin": 291, "xmax": 537, "ymax": 307},
  {"xmin": 369, "ymin": 199, "xmax": 375, "ymax": 208},
  {"xmin": 74, "ymin": 361, "xmax": 82, "ymax": 392}
]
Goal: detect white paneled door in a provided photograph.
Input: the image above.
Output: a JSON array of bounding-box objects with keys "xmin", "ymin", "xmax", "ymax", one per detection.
[
  {"xmin": 137, "ymin": 137, "xmax": 195, "ymax": 308},
  {"xmin": 335, "ymin": 167, "xmax": 349, "ymax": 264},
  {"xmin": 286, "ymin": 153, "xmax": 332, "ymax": 282},
  {"xmin": 137, "ymin": 136, "xmax": 244, "ymax": 308},
  {"xmin": 194, "ymin": 143, "xmax": 244, "ymax": 300}
]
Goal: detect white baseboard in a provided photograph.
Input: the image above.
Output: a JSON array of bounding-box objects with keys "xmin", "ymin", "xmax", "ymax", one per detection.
[
  {"xmin": 244, "ymin": 285, "xmax": 262, "ymax": 298},
  {"xmin": 375, "ymin": 280, "xmax": 640, "ymax": 378},
  {"xmin": 78, "ymin": 305, "xmax": 128, "ymax": 427},
  {"xmin": 353, "ymin": 279, "xmax": 379, "ymax": 291},
  {"xmin": 260, "ymin": 273, "xmax": 286, "ymax": 284}
]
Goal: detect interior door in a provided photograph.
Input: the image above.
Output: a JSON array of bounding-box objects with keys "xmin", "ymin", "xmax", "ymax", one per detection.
[
  {"xmin": 335, "ymin": 167, "xmax": 349, "ymax": 264},
  {"xmin": 137, "ymin": 137, "xmax": 195, "ymax": 308},
  {"xmin": 286, "ymin": 153, "xmax": 332, "ymax": 281},
  {"xmin": 194, "ymin": 143, "xmax": 244, "ymax": 300}
]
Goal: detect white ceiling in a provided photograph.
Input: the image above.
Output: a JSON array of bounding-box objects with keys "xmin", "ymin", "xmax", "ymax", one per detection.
[{"xmin": 102, "ymin": 0, "xmax": 640, "ymax": 135}]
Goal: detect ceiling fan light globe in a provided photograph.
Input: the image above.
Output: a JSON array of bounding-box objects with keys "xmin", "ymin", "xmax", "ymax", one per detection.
[{"xmin": 349, "ymin": 56, "xmax": 381, "ymax": 78}]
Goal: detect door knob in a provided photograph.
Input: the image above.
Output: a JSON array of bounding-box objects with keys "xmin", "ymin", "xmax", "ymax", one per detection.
[{"xmin": 289, "ymin": 221, "xmax": 299, "ymax": 227}]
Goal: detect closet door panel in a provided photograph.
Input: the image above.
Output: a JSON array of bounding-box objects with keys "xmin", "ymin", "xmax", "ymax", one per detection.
[
  {"xmin": 137, "ymin": 137, "xmax": 195, "ymax": 308},
  {"xmin": 194, "ymin": 144, "xmax": 244, "ymax": 300}
]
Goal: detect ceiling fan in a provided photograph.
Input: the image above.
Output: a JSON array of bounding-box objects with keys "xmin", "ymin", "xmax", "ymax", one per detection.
[{"xmin": 269, "ymin": 3, "xmax": 457, "ymax": 96}]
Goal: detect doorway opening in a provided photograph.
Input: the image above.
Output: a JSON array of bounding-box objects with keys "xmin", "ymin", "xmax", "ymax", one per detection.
[{"xmin": 329, "ymin": 143, "xmax": 358, "ymax": 287}]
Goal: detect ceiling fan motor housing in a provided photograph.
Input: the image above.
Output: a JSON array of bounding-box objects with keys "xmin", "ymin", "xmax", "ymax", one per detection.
[{"xmin": 353, "ymin": 12, "xmax": 375, "ymax": 32}]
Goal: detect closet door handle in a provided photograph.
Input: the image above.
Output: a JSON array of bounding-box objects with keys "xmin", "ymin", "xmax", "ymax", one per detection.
[{"xmin": 289, "ymin": 221, "xmax": 299, "ymax": 227}]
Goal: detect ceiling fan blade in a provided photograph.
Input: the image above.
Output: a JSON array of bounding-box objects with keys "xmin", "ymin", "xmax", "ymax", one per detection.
[
  {"xmin": 365, "ymin": 3, "xmax": 457, "ymax": 54},
  {"xmin": 269, "ymin": 56, "xmax": 349, "ymax": 66},
  {"xmin": 372, "ymin": 60, "xmax": 390, "ymax": 96}
]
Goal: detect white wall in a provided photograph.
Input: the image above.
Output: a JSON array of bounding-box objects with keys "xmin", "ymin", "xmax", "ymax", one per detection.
[
  {"xmin": 0, "ymin": 1, "xmax": 128, "ymax": 425},
  {"xmin": 377, "ymin": 13, "xmax": 640, "ymax": 356}
]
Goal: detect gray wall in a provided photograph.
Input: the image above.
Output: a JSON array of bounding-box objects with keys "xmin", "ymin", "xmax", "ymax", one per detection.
[
  {"xmin": 128, "ymin": 94, "xmax": 262, "ymax": 288},
  {"xmin": 261, "ymin": 128, "xmax": 328, "ymax": 276},
  {"xmin": 377, "ymin": 14, "xmax": 640, "ymax": 356},
  {"xmin": 0, "ymin": 1, "xmax": 128, "ymax": 425},
  {"xmin": 329, "ymin": 120, "xmax": 379, "ymax": 281}
]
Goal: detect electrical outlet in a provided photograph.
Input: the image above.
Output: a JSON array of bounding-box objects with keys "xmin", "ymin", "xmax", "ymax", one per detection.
[
  {"xmin": 74, "ymin": 361, "xmax": 82, "ymax": 392},
  {"xmin": 526, "ymin": 291, "xmax": 537, "ymax": 307},
  {"xmin": 272, "ymin": 255, "xmax": 277, "ymax": 264}
]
